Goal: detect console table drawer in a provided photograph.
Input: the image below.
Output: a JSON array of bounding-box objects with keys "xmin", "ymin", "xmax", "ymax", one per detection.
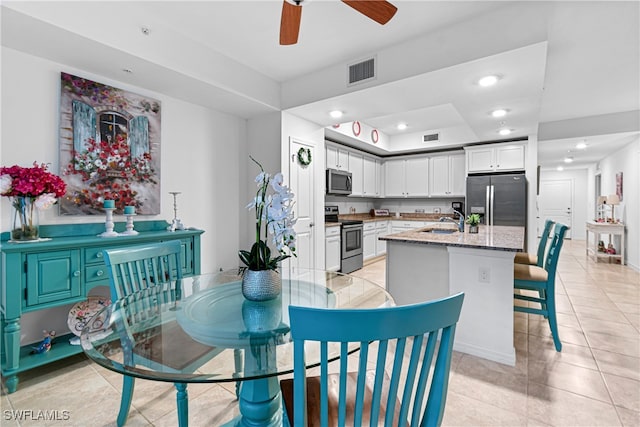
[
  {"xmin": 85, "ymin": 265, "xmax": 110, "ymax": 283},
  {"xmin": 85, "ymin": 246, "xmax": 118, "ymax": 265}
]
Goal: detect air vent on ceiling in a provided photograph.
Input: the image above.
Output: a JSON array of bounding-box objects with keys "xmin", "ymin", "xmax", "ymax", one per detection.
[
  {"xmin": 348, "ymin": 57, "xmax": 376, "ymax": 86},
  {"xmin": 423, "ymin": 133, "xmax": 440, "ymax": 142}
]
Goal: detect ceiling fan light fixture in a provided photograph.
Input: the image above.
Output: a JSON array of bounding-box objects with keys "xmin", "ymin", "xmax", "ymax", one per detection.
[
  {"xmin": 329, "ymin": 110, "xmax": 343, "ymax": 119},
  {"xmin": 478, "ymin": 75, "xmax": 499, "ymax": 87},
  {"xmin": 498, "ymin": 128, "xmax": 512, "ymax": 136},
  {"xmin": 491, "ymin": 109, "xmax": 508, "ymax": 118},
  {"xmin": 397, "ymin": 123, "xmax": 408, "ymax": 130}
]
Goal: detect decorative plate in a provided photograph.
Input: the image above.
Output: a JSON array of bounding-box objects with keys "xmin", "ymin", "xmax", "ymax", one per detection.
[
  {"xmin": 352, "ymin": 121, "xmax": 361, "ymax": 136},
  {"xmin": 67, "ymin": 296, "xmax": 111, "ymax": 336},
  {"xmin": 371, "ymin": 129, "xmax": 379, "ymax": 144}
]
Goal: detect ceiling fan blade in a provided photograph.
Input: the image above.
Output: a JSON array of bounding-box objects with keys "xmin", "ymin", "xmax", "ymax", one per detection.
[
  {"xmin": 342, "ymin": 0, "xmax": 397, "ymax": 25},
  {"xmin": 280, "ymin": 0, "xmax": 302, "ymax": 45}
]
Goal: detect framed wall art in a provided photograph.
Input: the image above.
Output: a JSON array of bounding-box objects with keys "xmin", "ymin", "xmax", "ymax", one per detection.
[
  {"xmin": 616, "ymin": 172, "xmax": 623, "ymax": 201},
  {"xmin": 59, "ymin": 72, "xmax": 161, "ymax": 215}
]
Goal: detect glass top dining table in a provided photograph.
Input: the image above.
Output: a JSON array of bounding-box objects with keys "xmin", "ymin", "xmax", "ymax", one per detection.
[{"xmin": 80, "ymin": 268, "xmax": 393, "ymax": 426}]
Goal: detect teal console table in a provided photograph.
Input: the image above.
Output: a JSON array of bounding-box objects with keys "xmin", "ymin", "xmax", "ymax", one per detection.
[{"xmin": 0, "ymin": 220, "xmax": 204, "ymax": 393}]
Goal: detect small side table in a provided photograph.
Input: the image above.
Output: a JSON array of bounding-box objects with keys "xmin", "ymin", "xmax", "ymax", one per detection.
[{"xmin": 586, "ymin": 221, "xmax": 625, "ymax": 265}]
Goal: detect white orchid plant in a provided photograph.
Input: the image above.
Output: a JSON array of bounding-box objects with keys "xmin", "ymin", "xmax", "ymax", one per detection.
[{"xmin": 239, "ymin": 156, "xmax": 297, "ymax": 271}]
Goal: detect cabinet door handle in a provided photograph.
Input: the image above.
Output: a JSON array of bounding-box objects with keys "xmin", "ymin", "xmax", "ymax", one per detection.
[
  {"xmin": 96, "ymin": 270, "xmax": 104, "ymax": 277},
  {"xmin": 73, "ymin": 271, "xmax": 80, "ymax": 277},
  {"xmin": 96, "ymin": 252, "xmax": 103, "ymax": 258}
]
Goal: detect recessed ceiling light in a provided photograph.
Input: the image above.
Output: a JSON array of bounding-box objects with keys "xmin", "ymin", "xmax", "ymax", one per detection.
[
  {"xmin": 575, "ymin": 141, "xmax": 587, "ymax": 150},
  {"xmin": 557, "ymin": 166, "xmax": 564, "ymax": 171},
  {"xmin": 478, "ymin": 75, "xmax": 499, "ymax": 87},
  {"xmin": 491, "ymin": 109, "xmax": 508, "ymax": 118},
  {"xmin": 498, "ymin": 128, "xmax": 512, "ymax": 136},
  {"xmin": 564, "ymin": 156, "xmax": 574, "ymax": 163},
  {"xmin": 329, "ymin": 110, "xmax": 343, "ymax": 119},
  {"xmin": 397, "ymin": 123, "xmax": 408, "ymax": 130}
]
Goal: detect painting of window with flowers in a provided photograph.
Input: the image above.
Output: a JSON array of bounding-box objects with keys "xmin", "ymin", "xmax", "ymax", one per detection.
[{"xmin": 59, "ymin": 72, "xmax": 161, "ymax": 215}]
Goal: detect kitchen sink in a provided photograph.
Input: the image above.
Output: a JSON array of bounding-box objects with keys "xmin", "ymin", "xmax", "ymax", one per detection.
[{"xmin": 422, "ymin": 229, "xmax": 457, "ymax": 234}]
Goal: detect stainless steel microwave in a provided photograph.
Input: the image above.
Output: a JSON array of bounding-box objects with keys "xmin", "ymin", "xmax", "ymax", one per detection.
[{"xmin": 326, "ymin": 168, "xmax": 352, "ymax": 195}]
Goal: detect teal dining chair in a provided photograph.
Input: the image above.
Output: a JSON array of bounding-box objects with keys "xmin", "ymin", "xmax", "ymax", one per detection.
[
  {"xmin": 103, "ymin": 241, "xmax": 219, "ymax": 427},
  {"xmin": 515, "ymin": 219, "xmax": 555, "ymax": 267},
  {"xmin": 280, "ymin": 292, "xmax": 464, "ymax": 427},
  {"xmin": 514, "ymin": 223, "xmax": 569, "ymax": 351}
]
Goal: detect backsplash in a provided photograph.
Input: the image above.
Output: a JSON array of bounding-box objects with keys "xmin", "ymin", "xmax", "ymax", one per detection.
[{"xmin": 324, "ymin": 196, "xmax": 464, "ymax": 216}]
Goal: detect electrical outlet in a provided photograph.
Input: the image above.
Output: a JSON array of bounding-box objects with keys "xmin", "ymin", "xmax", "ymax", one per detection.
[
  {"xmin": 433, "ymin": 208, "xmax": 441, "ymax": 214},
  {"xmin": 415, "ymin": 209, "xmax": 425, "ymax": 213},
  {"xmin": 479, "ymin": 267, "xmax": 490, "ymax": 283}
]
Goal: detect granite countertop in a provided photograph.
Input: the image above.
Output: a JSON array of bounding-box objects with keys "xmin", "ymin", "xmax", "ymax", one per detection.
[
  {"xmin": 325, "ymin": 213, "xmax": 455, "ymax": 227},
  {"xmin": 380, "ymin": 225, "xmax": 525, "ymax": 252}
]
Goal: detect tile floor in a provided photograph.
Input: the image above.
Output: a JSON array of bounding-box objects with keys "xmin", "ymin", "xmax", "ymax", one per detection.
[{"xmin": 2, "ymin": 240, "xmax": 639, "ymax": 426}]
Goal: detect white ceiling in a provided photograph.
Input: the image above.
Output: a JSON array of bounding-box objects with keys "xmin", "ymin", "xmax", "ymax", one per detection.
[{"xmin": 2, "ymin": 1, "xmax": 639, "ymax": 169}]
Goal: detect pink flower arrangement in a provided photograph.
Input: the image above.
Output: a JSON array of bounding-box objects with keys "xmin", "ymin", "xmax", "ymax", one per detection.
[
  {"xmin": 0, "ymin": 162, "xmax": 66, "ymax": 199},
  {"xmin": 1, "ymin": 162, "xmax": 66, "ymax": 240}
]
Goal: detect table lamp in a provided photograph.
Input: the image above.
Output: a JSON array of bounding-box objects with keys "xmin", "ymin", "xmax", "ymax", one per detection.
[{"xmin": 607, "ymin": 194, "xmax": 620, "ymax": 222}]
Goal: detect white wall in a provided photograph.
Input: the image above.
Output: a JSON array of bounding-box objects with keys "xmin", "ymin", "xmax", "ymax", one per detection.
[
  {"xmin": 539, "ymin": 167, "xmax": 589, "ymax": 239},
  {"xmin": 1, "ymin": 47, "xmax": 247, "ymax": 343},
  {"xmin": 593, "ymin": 138, "xmax": 640, "ymax": 270}
]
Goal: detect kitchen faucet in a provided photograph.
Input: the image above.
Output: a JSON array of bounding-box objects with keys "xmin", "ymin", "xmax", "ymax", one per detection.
[{"xmin": 439, "ymin": 210, "xmax": 465, "ymax": 232}]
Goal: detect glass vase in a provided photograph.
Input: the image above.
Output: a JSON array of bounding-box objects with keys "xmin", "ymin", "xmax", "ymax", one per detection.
[
  {"xmin": 241, "ymin": 269, "xmax": 282, "ymax": 301},
  {"xmin": 11, "ymin": 196, "xmax": 40, "ymax": 241}
]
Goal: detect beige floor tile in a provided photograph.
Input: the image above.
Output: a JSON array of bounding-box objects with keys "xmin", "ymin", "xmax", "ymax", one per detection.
[
  {"xmin": 528, "ymin": 359, "xmax": 611, "ymax": 403},
  {"xmin": 580, "ymin": 316, "xmax": 638, "ymax": 338},
  {"xmin": 442, "ymin": 390, "xmax": 527, "ymax": 426},
  {"xmin": 585, "ymin": 330, "xmax": 640, "ymax": 358},
  {"xmin": 615, "ymin": 302, "xmax": 640, "ymax": 315},
  {"xmin": 527, "ymin": 382, "xmax": 621, "ymax": 426},
  {"xmin": 450, "ymin": 354, "xmax": 528, "ymax": 414},
  {"xmin": 616, "ymin": 406, "xmax": 640, "ymax": 427},
  {"xmin": 603, "ymin": 373, "xmax": 640, "ymax": 412},
  {"xmin": 593, "ymin": 349, "xmax": 640, "ymax": 382},
  {"xmin": 575, "ymin": 306, "xmax": 632, "ymax": 324},
  {"xmin": 528, "ymin": 334, "xmax": 597, "ymax": 370}
]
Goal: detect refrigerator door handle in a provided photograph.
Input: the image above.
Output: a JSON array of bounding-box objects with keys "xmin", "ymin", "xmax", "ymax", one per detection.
[
  {"xmin": 485, "ymin": 185, "xmax": 490, "ymax": 225},
  {"xmin": 490, "ymin": 185, "xmax": 495, "ymax": 226}
]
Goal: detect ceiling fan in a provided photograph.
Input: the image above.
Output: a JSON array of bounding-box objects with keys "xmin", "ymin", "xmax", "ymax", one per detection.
[{"xmin": 280, "ymin": 0, "xmax": 398, "ymax": 45}]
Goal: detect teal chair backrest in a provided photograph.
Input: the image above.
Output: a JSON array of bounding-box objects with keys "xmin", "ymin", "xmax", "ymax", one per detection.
[
  {"xmin": 102, "ymin": 240, "xmax": 183, "ymax": 300},
  {"xmin": 544, "ymin": 223, "xmax": 569, "ymax": 280},
  {"xmin": 288, "ymin": 292, "xmax": 464, "ymax": 427},
  {"xmin": 536, "ymin": 219, "xmax": 556, "ymax": 266}
]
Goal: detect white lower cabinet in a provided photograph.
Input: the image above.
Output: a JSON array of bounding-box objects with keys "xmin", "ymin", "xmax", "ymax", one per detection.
[
  {"xmin": 325, "ymin": 226, "xmax": 341, "ymax": 272},
  {"xmin": 375, "ymin": 221, "xmax": 389, "ymax": 256},
  {"xmin": 363, "ymin": 222, "xmax": 377, "ymax": 261}
]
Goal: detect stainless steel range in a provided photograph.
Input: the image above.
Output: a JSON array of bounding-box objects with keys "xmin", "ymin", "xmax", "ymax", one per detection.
[{"xmin": 324, "ymin": 206, "xmax": 363, "ymax": 273}]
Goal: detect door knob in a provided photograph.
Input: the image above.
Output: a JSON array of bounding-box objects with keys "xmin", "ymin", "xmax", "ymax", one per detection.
[{"xmin": 309, "ymin": 222, "xmax": 315, "ymax": 228}]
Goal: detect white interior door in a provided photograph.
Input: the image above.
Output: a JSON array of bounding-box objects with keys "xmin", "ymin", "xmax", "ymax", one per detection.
[
  {"xmin": 539, "ymin": 179, "xmax": 573, "ymax": 239},
  {"xmin": 289, "ymin": 138, "xmax": 315, "ymax": 273}
]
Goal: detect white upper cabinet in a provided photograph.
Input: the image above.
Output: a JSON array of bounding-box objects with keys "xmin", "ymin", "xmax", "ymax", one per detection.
[
  {"xmin": 429, "ymin": 153, "xmax": 465, "ymax": 197},
  {"xmin": 326, "ymin": 144, "xmax": 349, "ymax": 170},
  {"xmin": 384, "ymin": 157, "xmax": 429, "ymax": 197},
  {"xmin": 466, "ymin": 143, "xmax": 525, "ymax": 173},
  {"xmin": 363, "ymin": 156, "xmax": 377, "ymax": 197},
  {"xmin": 349, "ymin": 152, "xmax": 363, "ymax": 196}
]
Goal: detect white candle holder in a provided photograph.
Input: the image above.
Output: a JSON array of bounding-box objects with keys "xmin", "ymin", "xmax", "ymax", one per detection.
[
  {"xmin": 120, "ymin": 213, "xmax": 139, "ymax": 236},
  {"xmin": 167, "ymin": 191, "xmax": 186, "ymax": 232},
  {"xmin": 99, "ymin": 208, "xmax": 119, "ymax": 237}
]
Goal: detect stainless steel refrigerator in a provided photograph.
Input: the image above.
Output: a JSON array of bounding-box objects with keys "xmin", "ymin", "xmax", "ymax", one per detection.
[{"xmin": 466, "ymin": 173, "xmax": 527, "ymax": 226}]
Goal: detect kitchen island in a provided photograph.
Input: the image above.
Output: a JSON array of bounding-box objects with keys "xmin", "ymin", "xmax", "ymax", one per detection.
[{"xmin": 380, "ymin": 224, "xmax": 525, "ymax": 366}]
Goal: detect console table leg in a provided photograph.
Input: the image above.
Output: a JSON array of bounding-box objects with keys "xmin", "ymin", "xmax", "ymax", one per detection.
[{"xmin": 3, "ymin": 318, "xmax": 21, "ymax": 392}]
